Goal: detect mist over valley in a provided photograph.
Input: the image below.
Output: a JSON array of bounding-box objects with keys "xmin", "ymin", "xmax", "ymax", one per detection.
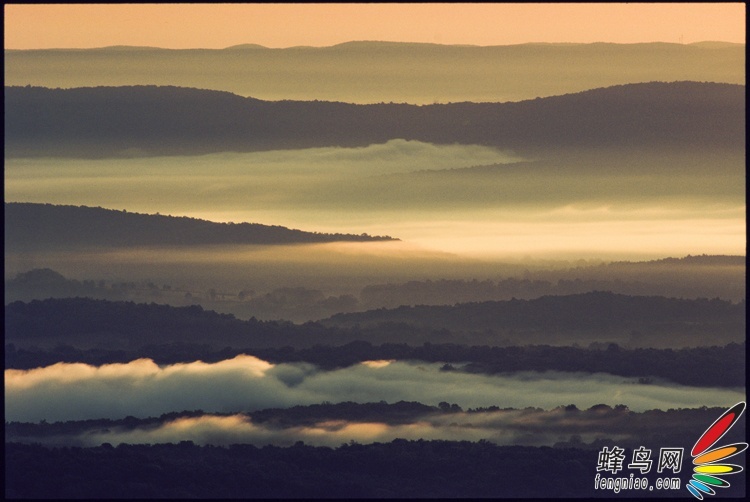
[{"xmin": 4, "ymin": 32, "xmax": 745, "ymax": 499}]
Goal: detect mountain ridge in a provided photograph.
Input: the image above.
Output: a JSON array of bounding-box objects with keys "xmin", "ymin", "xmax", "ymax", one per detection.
[
  {"xmin": 5, "ymin": 81, "xmax": 743, "ymax": 158},
  {"xmin": 4, "ymin": 202, "xmax": 397, "ymax": 250},
  {"xmin": 6, "ymin": 42, "xmax": 742, "ymax": 104},
  {"xmin": 7, "ymin": 40, "xmax": 744, "ymax": 52},
  {"xmin": 5, "ymin": 292, "xmax": 745, "ymax": 351}
]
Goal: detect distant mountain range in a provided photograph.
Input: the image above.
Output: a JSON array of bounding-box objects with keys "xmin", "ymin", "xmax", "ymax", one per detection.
[
  {"xmin": 4, "ymin": 203, "xmax": 395, "ymax": 250},
  {"xmin": 4, "ymin": 81, "xmax": 743, "ymax": 158},
  {"xmin": 5, "ymin": 41, "xmax": 743, "ymax": 104}
]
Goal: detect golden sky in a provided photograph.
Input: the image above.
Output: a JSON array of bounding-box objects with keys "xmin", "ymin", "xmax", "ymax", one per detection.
[{"xmin": 4, "ymin": 3, "xmax": 745, "ymax": 50}]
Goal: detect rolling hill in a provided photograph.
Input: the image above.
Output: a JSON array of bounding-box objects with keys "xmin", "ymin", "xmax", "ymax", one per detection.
[
  {"xmin": 323, "ymin": 290, "xmax": 745, "ymax": 330},
  {"xmin": 321, "ymin": 291, "xmax": 745, "ymax": 347},
  {"xmin": 5, "ymin": 41, "xmax": 744, "ymax": 104},
  {"xmin": 4, "ymin": 203, "xmax": 395, "ymax": 251},
  {"xmin": 4, "ymin": 81, "xmax": 743, "ymax": 158},
  {"xmin": 4, "ymin": 296, "xmax": 744, "ymax": 386},
  {"xmin": 6, "ymin": 291, "xmax": 744, "ymax": 351}
]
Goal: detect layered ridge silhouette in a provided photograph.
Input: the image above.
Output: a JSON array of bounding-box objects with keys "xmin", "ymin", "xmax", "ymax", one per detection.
[
  {"xmin": 5, "ymin": 41, "xmax": 744, "ymax": 104},
  {"xmin": 6, "ymin": 293, "xmax": 744, "ymax": 354},
  {"xmin": 5, "ymin": 81, "xmax": 744, "ymax": 158},
  {"xmin": 4, "ymin": 203, "xmax": 395, "ymax": 250}
]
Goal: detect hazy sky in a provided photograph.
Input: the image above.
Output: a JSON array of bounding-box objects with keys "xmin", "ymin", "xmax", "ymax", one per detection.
[{"xmin": 4, "ymin": 3, "xmax": 745, "ymax": 50}]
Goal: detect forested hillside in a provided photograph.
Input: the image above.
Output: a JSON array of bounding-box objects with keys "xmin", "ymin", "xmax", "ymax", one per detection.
[
  {"xmin": 5, "ymin": 82, "xmax": 743, "ymax": 157},
  {"xmin": 5, "ymin": 203, "xmax": 394, "ymax": 251}
]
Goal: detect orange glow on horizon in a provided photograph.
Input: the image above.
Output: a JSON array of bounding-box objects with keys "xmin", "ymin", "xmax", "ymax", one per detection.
[{"xmin": 4, "ymin": 3, "xmax": 745, "ymax": 50}]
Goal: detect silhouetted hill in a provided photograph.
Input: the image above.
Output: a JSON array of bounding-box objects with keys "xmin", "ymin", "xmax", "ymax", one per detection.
[
  {"xmin": 224, "ymin": 43, "xmax": 268, "ymax": 50},
  {"xmin": 3, "ymin": 297, "xmax": 312, "ymax": 350},
  {"xmin": 5, "ymin": 41, "xmax": 743, "ymax": 104},
  {"xmin": 5, "ymin": 293, "xmax": 744, "ymax": 351},
  {"xmin": 322, "ymin": 291, "xmax": 745, "ymax": 346},
  {"xmin": 357, "ymin": 255, "xmax": 746, "ymax": 308},
  {"xmin": 611, "ymin": 254, "xmax": 746, "ymax": 267},
  {"xmin": 4, "ymin": 82, "xmax": 743, "ymax": 157},
  {"xmin": 6, "ymin": 253, "xmax": 743, "ymax": 322},
  {"xmin": 3, "ymin": 268, "xmax": 123, "ymax": 303},
  {"xmin": 4, "ymin": 203, "xmax": 395, "ymax": 251}
]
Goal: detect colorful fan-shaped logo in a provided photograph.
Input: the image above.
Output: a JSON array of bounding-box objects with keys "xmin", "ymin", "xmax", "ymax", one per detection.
[{"xmin": 686, "ymin": 401, "xmax": 747, "ymax": 500}]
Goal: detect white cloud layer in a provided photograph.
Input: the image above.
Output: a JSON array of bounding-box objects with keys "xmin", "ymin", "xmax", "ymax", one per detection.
[
  {"xmin": 75, "ymin": 413, "xmax": 544, "ymax": 448},
  {"xmin": 6, "ymin": 356, "xmax": 745, "ymax": 423}
]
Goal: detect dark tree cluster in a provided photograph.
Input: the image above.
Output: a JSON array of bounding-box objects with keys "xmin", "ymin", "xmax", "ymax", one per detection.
[
  {"xmin": 11, "ymin": 434, "xmax": 744, "ymax": 498},
  {"xmin": 5, "ymin": 439, "xmax": 604, "ymax": 498}
]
